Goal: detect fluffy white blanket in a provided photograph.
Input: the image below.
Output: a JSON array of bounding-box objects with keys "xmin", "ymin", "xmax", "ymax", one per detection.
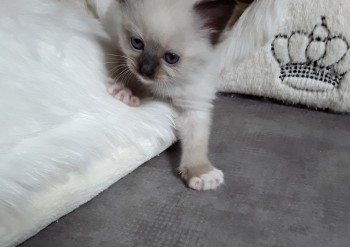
[{"xmin": 0, "ymin": 1, "xmax": 176, "ymax": 246}]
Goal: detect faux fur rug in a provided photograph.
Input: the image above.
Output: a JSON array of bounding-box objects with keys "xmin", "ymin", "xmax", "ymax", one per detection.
[
  {"xmin": 0, "ymin": 1, "xmax": 176, "ymax": 246},
  {"xmin": 219, "ymin": 0, "xmax": 350, "ymax": 113}
]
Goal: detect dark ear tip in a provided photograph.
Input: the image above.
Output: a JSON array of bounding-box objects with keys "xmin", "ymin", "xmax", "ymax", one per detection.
[{"xmin": 194, "ymin": 0, "xmax": 237, "ymax": 44}]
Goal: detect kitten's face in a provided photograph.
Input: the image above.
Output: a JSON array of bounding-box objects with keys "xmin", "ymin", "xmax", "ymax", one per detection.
[
  {"xmin": 118, "ymin": 0, "xmax": 235, "ymax": 85},
  {"xmin": 116, "ymin": 0, "xmax": 235, "ymax": 86}
]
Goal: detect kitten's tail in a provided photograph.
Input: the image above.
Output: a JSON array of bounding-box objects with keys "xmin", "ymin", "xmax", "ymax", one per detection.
[{"xmin": 219, "ymin": 0, "xmax": 289, "ymax": 71}]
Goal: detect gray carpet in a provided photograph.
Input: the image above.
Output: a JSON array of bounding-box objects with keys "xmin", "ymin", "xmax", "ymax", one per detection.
[{"xmin": 21, "ymin": 95, "xmax": 350, "ymax": 247}]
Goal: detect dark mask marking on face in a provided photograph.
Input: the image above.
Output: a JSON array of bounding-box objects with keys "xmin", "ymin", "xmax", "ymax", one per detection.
[
  {"xmin": 194, "ymin": 0, "xmax": 237, "ymax": 45},
  {"xmin": 138, "ymin": 41, "xmax": 160, "ymax": 79}
]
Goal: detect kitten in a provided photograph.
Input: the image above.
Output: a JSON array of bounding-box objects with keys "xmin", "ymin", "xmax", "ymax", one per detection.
[
  {"xmin": 97, "ymin": 0, "xmax": 236, "ymax": 191},
  {"xmin": 62, "ymin": 0, "xmax": 286, "ymax": 190}
]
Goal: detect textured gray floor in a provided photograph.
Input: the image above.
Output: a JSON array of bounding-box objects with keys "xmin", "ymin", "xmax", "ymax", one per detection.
[{"xmin": 21, "ymin": 95, "xmax": 350, "ymax": 247}]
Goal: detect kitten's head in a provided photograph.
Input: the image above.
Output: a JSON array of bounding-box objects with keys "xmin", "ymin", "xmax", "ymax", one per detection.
[{"xmin": 115, "ymin": 0, "xmax": 235, "ymax": 85}]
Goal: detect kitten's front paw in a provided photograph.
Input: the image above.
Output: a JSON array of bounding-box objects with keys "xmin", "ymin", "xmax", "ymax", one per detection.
[
  {"xmin": 107, "ymin": 78, "xmax": 140, "ymax": 107},
  {"xmin": 180, "ymin": 164, "xmax": 224, "ymax": 191}
]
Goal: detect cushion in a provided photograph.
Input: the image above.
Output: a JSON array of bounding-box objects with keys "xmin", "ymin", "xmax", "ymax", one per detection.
[{"xmin": 219, "ymin": 0, "xmax": 350, "ymax": 113}]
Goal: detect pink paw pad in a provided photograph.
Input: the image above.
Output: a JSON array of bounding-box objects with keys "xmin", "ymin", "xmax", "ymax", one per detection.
[{"xmin": 106, "ymin": 79, "xmax": 140, "ymax": 107}]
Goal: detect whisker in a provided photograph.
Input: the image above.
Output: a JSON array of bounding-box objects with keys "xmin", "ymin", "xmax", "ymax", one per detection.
[
  {"xmin": 113, "ymin": 67, "xmax": 128, "ymax": 79},
  {"xmin": 115, "ymin": 67, "xmax": 131, "ymax": 83},
  {"xmin": 106, "ymin": 54, "xmax": 134, "ymax": 63},
  {"xmin": 109, "ymin": 65, "xmax": 128, "ymax": 75}
]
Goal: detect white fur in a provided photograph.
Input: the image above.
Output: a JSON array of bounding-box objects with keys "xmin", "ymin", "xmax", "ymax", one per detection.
[
  {"xmin": 0, "ymin": 0, "xmax": 176, "ymax": 246},
  {"xmin": 219, "ymin": 0, "xmax": 289, "ymax": 72},
  {"xmin": 189, "ymin": 168, "xmax": 224, "ymax": 191}
]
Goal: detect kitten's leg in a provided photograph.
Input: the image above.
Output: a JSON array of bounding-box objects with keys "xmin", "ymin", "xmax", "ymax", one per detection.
[
  {"xmin": 107, "ymin": 78, "xmax": 140, "ymax": 107},
  {"xmin": 177, "ymin": 109, "xmax": 224, "ymax": 191}
]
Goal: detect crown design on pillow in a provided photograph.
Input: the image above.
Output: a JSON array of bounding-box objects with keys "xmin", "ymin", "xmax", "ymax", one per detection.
[{"xmin": 271, "ymin": 17, "xmax": 350, "ymax": 92}]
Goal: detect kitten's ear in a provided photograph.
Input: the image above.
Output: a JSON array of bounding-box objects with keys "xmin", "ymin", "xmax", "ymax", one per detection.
[{"xmin": 194, "ymin": 0, "xmax": 237, "ymax": 44}]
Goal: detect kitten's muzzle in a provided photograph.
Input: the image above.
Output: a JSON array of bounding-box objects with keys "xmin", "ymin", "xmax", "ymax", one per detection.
[{"xmin": 138, "ymin": 54, "xmax": 159, "ymax": 79}]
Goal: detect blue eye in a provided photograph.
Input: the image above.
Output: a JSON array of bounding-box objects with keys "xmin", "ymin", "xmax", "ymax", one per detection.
[
  {"xmin": 130, "ymin": 37, "xmax": 144, "ymax": 50},
  {"xmin": 164, "ymin": 52, "xmax": 180, "ymax": 64}
]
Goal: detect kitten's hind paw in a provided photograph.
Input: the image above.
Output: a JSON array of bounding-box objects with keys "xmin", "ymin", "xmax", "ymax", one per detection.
[{"xmin": 107, "ymin": 79, "xmax": 140, "ymax": 107}]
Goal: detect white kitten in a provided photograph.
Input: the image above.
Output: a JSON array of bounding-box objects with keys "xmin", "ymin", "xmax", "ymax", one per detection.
[{"xmin": 97, "ymin": 0, "xmax": 235, "ymax": 191}]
